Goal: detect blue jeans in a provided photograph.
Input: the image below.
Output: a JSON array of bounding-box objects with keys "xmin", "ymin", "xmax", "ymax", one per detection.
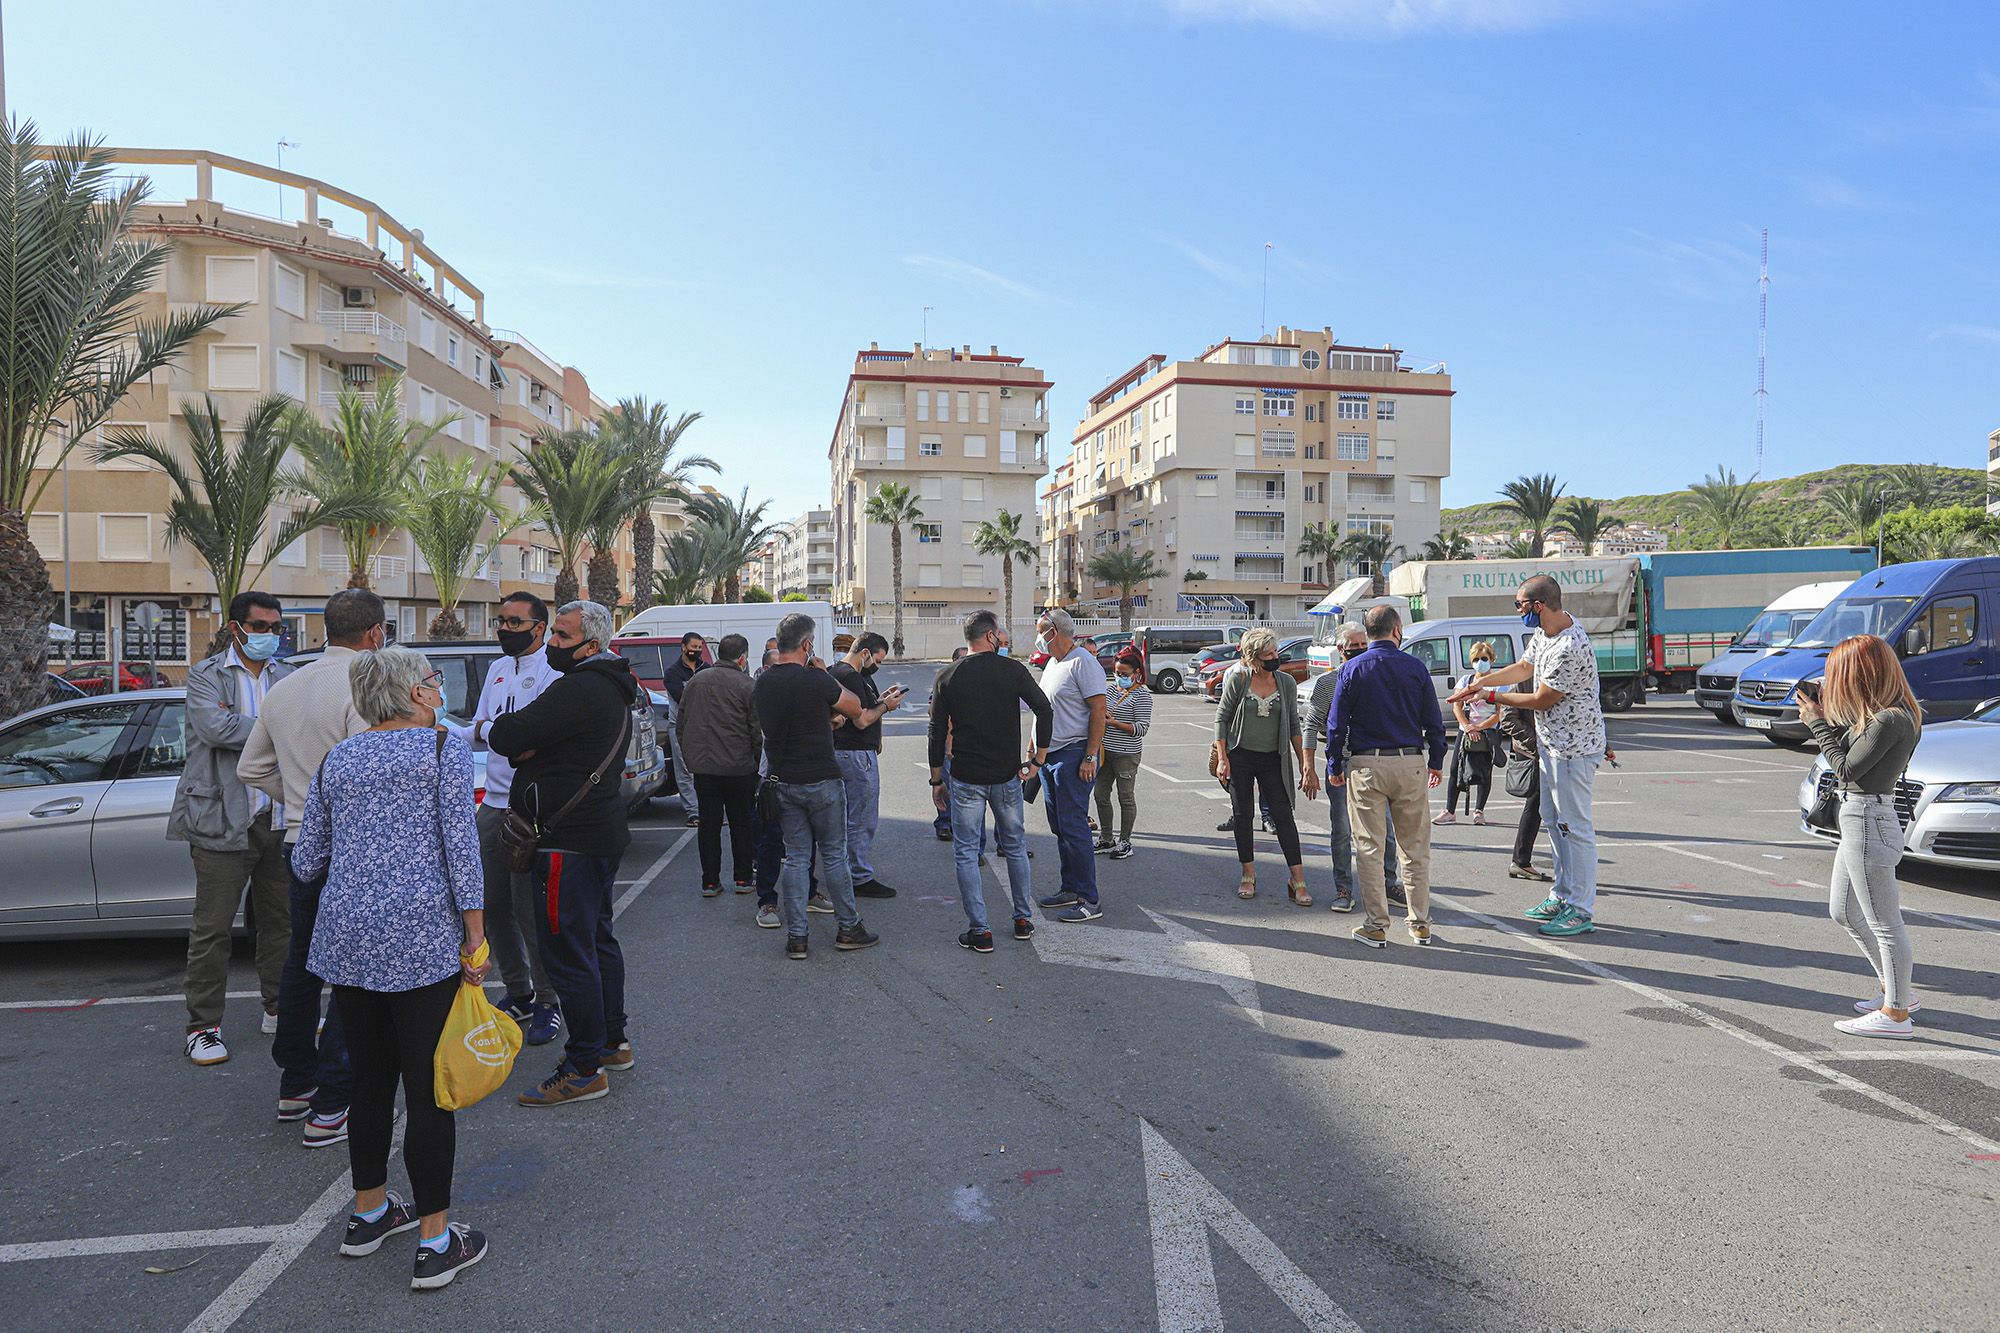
[
  {"xmin": 833, "ymin": 750, "xmax": 880, "ymax": 883},
  {"xmin": 1539, "ymin": 750, "xmax": 1600, "ymax": 915},
  {"xmin": 1327, "ymin": 784, "xmax": 1400, "ymax": 899},
  {"xmin": 950, "ymin": 777, "xmax": 1033, "ymax": 931},
  {"xmin": 775, "ymin": 779, "xmax": 858, "ymax": 936},
  {"xmin": 536, "ymin": 850, "xmax": 626, "ymax": 1076},
  {"xmin": 1041, "ymin": 742, "xmax": 1098, "ymax": 905},
  {"xmin": 272, "ymin": 868, "xmax": 350, "ymax": 1114}
]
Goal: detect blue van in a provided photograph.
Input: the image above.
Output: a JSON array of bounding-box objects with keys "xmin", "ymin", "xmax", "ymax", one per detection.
[{"xmin": 1735, "ymin": 557, "xmax": 2000, "ymax": 744}]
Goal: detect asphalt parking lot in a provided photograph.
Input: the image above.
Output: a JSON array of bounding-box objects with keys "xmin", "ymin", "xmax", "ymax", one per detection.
[{"xmin": 1, "ymin": 678, "xmax": 1995, "ymax": 1332}]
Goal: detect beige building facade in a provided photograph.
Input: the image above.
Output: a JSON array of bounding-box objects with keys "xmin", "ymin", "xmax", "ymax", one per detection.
[
  {"xmin": 26, "ymin": 148, "xmax": 617, "ymax": 666},
  {"xmin": 829, "ymin": 345, "xmax": 1051, "ymax": 623},
  {"xmin": 775, "ymin": 508, "xmax": 835, "ymax": 600},
  {"xmin": 1042, "ymin": 327, "xmax": 1452, "ymax": 620}
]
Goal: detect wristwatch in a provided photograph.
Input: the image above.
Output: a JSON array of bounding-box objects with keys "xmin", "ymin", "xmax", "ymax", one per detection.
[{"xmin": 929, "ymin": 777, "xmax": 946, "ymax": 788}]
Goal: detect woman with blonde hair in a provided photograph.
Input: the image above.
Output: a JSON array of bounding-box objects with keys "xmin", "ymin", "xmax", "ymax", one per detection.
[
  {"xmin": 1799, "ymin": 634, "xmax": 1922, "ymax": 1040},
  {"xmin": 1213, "ymin": 628, "xmax": 1315, "ymax": 904}
]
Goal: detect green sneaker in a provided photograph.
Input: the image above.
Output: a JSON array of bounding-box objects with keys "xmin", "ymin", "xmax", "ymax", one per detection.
[
  {"xmin": 1523, "ymin": 895, "xmax": 1564, "ymax": 921},
  {"xmin": 1538, "ymin": 905, "xmax": 1596, "ymax": 937}
]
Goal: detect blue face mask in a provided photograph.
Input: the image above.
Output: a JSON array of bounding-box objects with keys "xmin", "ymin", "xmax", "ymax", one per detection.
[
  {"xmin": 1520, "ymin": 605, "xmax": 1541, "ymax": 629},
  {"xmin": 996, "ymin": 645, "xmax": 1010, "ymax": 657},
  {"xmin": 1473, "ymin": 660, "xmax": 1492, "ymax": 674},
  {"xmin": 239, "ymin": 631, "xmax": 281, "ymax": 661}
]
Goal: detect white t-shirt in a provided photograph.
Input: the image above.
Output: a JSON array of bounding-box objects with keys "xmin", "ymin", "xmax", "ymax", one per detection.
[
  {"xmin": 1456, "ymin": 672, "xmax": 1498, "ymax": 730},
  {"xmin": 1039, "ymin": 645, "xmax": 1108, "ymax": 750},
  {"xmin": 1524, "ymin": 624, "xmax": 1605, "ymax": 759},
  {"xmin": 470, "ymin": 648, "xmax": 556, "ymax": 807}
]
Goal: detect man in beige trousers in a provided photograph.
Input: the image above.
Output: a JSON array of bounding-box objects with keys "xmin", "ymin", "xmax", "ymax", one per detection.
[{"xmin": 1322, "ymin": 605, "xmax": 1448, "ymax": 947}]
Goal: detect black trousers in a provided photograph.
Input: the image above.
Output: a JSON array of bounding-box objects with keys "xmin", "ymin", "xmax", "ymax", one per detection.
[
  {"xmin": 1446, "ymin": 742, "xmax": 1494, "ymax": 813},
  {"xmin": 1229, "ymin": 747, "xmax": 1303, "ymax": 866},
  {"xmin": 333, "ymin": 973, "xmax": 460, "ymax": 1216},
  {"xmin": 693, "ymin": 772, "xmax": 758, "ymax": 888},
  {"xmin": 1513, "ymin": 761, "xmax": 1544, "ymax": 866}
]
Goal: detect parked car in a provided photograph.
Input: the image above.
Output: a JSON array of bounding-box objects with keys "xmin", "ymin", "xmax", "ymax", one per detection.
[
  {"xmin": 1135, "ymin": 625, "xmax": 1246, "ymax": 693},
  {"xmin": 1203, "ymin": 636, "xmax": 1314, "ymax": 699},
  {"xmin": 1694, "ymin": 580, "xmax": 1857, "ymax": 724},
  {"xmin": 57, "ymin": 660, "xmax": 165, "ymax": 695},
  {"xmin": 609, "ymin": 634, "xmax": 713, "ymax": 692},
  {"xmin": 1177, "ymin": 644, "xmax": 1234, "ymax": 694},
  {"xmin": 1798, "ymin": 694, "xmax": 2000, "ymax": 869}
]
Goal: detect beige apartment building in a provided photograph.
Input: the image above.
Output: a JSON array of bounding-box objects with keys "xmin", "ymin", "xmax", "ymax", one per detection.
[
  {"xmin": 1042, "ymin": 327, "xmax": 1452, "ymax": 620},
  {"xmin": 775, "ymin": 508, "xmax": 835, "ymax": 600},
  {"xmin": 25, "ymin": 148, "xmax": 619, "ymax": 665},
  {"xmin": 829, "ymin": 344, "xmax": 1051, "ymax": 623}
]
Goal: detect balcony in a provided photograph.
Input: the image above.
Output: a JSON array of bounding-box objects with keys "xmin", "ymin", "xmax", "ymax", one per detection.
[
  {"xmin": 319, "ymin": 552, "xmax": 407, "ymax": 581},
  {"xmin": 999, "ymin": 407, "xmax": 1047, "ymax": 428},
  {"xmin": 855, "ymin": 401, "xmax": 905, "ymax": 424},
  {"xmin": 318, "ymin": 391, "xmax": 380, "ymax": 411},
  {"xmin": 290, "ymin": 311, "xmax": 408, "ymax": 369},
  {"xmin": 1235, "ymin": 487, "xmax": 1286, "ymax": 503}
]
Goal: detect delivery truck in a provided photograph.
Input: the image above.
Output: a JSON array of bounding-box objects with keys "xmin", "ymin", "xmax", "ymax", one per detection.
[{"xmin": 1637, "ymin": 547, "xmax": 1876, "ymax": 694}]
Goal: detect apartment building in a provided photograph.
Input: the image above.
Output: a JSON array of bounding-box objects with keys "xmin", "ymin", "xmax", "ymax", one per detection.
[
  {"xmin": 1040, "ymin": 460, "xmax": 1078, "ymax": 607},
  {"xmin": 1043, "ymin": 327, "xmax": 1451, "ymax": 620},
  {"xmin": 829, "ymin": 344, "xmax": 1051, "ymax": 623},
  {"xmin": 24, "ymin": 148, "xmax": 613, "ymax": 664},
  {"xmin": 775, "ymin": 508, "xmax": 835, "ymax": 600}
]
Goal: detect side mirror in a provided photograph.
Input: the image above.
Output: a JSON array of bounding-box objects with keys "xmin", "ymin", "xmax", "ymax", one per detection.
[{"xmin": 1900, "ymin": 626, "xmax": 1925, "ymax": 657}]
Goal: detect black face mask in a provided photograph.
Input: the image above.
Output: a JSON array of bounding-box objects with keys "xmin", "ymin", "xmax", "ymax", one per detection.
[
  {"xmin": 1257, "ymin": 657, "xmax": 1280, "ymax": 672},
  {"xmin": 497, "ymin": 628, "xmax": 537, "ymax": 658},
  {"xmin": 1341, "ymin": 645, "xmax": 1366, "ymax": 660},
  {"xmin": 683, "ymin": 648, "xmax": 703, "ymax": 665},
  {"xmin": 545, "ymin": 640, "xmax": 592, "ymax": 674},
  {"xmin": 861, "ymin": 661, "xmax": 879, "ymax": 676}
]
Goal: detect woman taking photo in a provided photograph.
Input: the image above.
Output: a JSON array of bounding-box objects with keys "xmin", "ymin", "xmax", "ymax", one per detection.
[
  {"xmin": 292, "ymin": 647, "xmax": 491, "ymax": 1289},
  {"xmin": 1799, "ymin": 634, "xmax": 1921, "ymax": 1040},
  {"xmin": 1435, "ymin": 641, "xmax": 1500, "ymax": 826},
  {"xmin": 1213, "ymin": 628, "xmax": 1315, "ymax": 905},
  {"xmin": 1094, "ymin": 646, "xmax": 1152, "ymax": 860}
]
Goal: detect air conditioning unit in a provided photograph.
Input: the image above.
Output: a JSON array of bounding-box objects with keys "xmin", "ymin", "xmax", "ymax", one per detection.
[
  {"xmin": 529, "ymin": 382, "xmax": 545, "ymax": 403},
  {"xmin": 342, "ymin": 286, "xmax": 376, "ymax": 308},
  {"xmin": 999, "ymin": 387, "xmax": 1012, "ymax": 397},
  {"xmin": 343, "ymin": 364, "xmax": 376, "ymax": 386}
]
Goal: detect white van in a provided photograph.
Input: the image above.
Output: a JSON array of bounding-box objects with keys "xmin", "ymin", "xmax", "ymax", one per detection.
[
  {"xmin": 1398, "ymin": 616, "xmax": 1536, "ymax": 717},
  {"xmin": 1692, "ymin": 579, "xmax": 1857, "ymax": 724},
  {"xmin": 613, "ymin": 601, "xmax": 837, "ymax": 659}
]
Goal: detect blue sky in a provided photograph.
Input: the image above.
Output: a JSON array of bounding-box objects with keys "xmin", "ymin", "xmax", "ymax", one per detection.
[{"xmin": 9, "ymin": 0, "xmax": 1998, "ymax": 518}]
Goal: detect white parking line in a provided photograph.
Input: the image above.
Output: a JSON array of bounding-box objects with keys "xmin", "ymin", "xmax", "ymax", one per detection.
[
  {"xmin": 1637, "ymin": 842, "xmax": 2000, "ymax": 934},
  {"xmin": 1816, "ymin": 1049, "xmax": 2000, "ymax": 1062},
  {"xmin": 0, "ymin": 1225, "xmax": 287, "ymax": 1263}
]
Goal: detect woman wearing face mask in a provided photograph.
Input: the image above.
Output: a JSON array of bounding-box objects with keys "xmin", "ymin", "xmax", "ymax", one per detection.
[
  {"xmin": 1093, "ymin": 647, "xmax": 1153, "ymax": 859},
  {"xmin": 1213, "ymin": 628, "xmax": 1314, "ymax": 904},
  {"xmin": 291, "ymin": 647, "xmax": 491, "ymax": 1289},
  {"xmin": 1436, "ymin": 642, "xmax": 1500, "ymax": 826}
]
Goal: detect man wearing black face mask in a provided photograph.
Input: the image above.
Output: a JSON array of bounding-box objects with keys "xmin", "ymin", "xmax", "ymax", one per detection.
[
  {"xmin": 829, "ymin": 632, "xmax": 904, "ymax": 898},
  {"xmin": 662, "ymin": 633, "xmax": 707, "ymax": 828},
  {"xmin": 467, "ymin": 592, "xmax": 561, "ymax": 1047}
]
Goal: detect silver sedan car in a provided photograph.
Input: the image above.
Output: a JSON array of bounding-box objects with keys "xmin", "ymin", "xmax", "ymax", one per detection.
[{"xmin": 1798, "ymin": 696, "xmax": 2000, "ymax": 869}]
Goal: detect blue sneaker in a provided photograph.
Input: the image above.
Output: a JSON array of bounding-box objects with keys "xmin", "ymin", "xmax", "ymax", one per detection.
[
  {"xmin": 1538, "ymin": 904, "xmax": 1596, "ymax": 937},
  {"xmin": 499, "ymin": 993, "xmax": 535, "ymax": 1023},
  {"xmin": 1038, "ymin": 891, "xmax": 1082, "ymax": 909},
  {"xmin": 1056, "ymin": 901, "xmax": 1104, "ymax": 923},
  {"xmin": 523, "ymin": 1003, "xmax": 561, "ymax": 1047},
  {"xmin": 1523, "ymin": 895, "xmax": 1564, "ymax": 921}
]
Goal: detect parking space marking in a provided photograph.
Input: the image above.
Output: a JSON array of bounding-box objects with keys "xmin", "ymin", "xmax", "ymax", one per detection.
[
  {"xmin": 1817, "ymin": 1049, "xmax": 2000, "ymax": 1062},
  {"xmin": 1638, "ymin": 842, "xmax": 2000, "ymax": 935},
  {"xmin": 1437, "ymin": 898, "xmax": 2000, "ymax": 1156},
  {"xmin": 612, "ymin": 829, "xmax": 696, "ymax": 919},
  {"xmin": 0, "ymin": 1225, "xmax": 288, "ymax": 1264}
]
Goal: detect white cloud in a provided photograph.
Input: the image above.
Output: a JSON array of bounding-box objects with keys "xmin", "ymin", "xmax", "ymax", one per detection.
[
  {"xmin": 1926, "ymin": 324, "xmax": 2000, "ymax": 346},
  {"xmin": 1619, "ymin": 229, "xmax": 1755, "ymax": 304},
  {"xmin": 1793, "ymin": 169, "xmax": 1902, "ymax": 213},
  {"xmin": 1143, "ymin": 0, "xmax": 1626, "ymax": 36},
  {"xmin": 900, "ymin": 254, "xmax": 1052, "ymax": 302},
  {"xmin": 1151, "ymin": 232, "xmax": 1244, "ymax": 282}
]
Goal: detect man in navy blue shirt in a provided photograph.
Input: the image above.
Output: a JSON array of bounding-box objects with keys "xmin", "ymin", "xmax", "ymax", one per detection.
[{"xmin": 1325, "ymin": 605, "xmax": 1447, "ymax": 949}]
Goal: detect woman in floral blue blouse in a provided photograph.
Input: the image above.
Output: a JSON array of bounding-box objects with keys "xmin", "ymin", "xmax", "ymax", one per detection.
[{"xmin": 292, "ymin": 647, "xmax": 490, "ymax": 1290}]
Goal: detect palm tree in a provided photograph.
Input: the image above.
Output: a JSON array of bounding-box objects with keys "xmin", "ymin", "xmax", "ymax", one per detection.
[
  {"xmin": 684, "ymin": 487, "xmax": 778, "ymax": 605},
  {"xmin": 1495, "ymin": 473, "xmax": 1567, "ymax": 558},
  {"xmin": 972, "ymin": 509, "xmax": 1037, "ymax": 640},
  {"xmin": 863, "ymin": 481, "xmax": 924, "ymax": 656},
  {"xmin": 1418, "ymin": 529, "xmax": 1474, "ymax": 561},
  {"xmin": 1885, "ymin": 463, "xmax": 1945, "ymax": 512},
  {"xmin": 1295, "ymin": 522, "xmax": 1341, "ymax": 584},
  {"xmin": 651, "ymin": 529, "xmax": 721, "ymax": 606},
  {"xmin": 509, "ymin": 428, "xmax": 626, "ymax": 605},
  {"xmin": 91, "ymin": 396, "xmax": 347, "ymax": 655},
  {"xmin": 287, "ymin": 376, "xmax": 449, "ymax": 589},
  {"xmin": 1336, "ymin": 532, "xmax": 1407, "ymax": 597},
  {"xmin": 1893, "ymin": 527, "xmax": 1983, "ymax": 563},
  {"xmin": 1686, "ymin": 464, "xmax": 1759, "ymax": 549},
  {"xmin": 0, "ymin": 122, "xmax": 240, "ymax": 716},
  {"xmin": 1086, "ymin": 547, "xmax": 1170, "ymax": 631},
  {"xmin": 1181, "ymin": 569, "xmax": 1209, "ymax": 584},
  {"xmin": 598, "ymin": 398, "xmax": 713, "ymax": 614},
  {"xmin": 1821, "ymin": 478, "xmax": 1885, "ymax": 546},
  {"xmin": 1501, "ymin": 536, "xmax": 1535, "ymax": 559},
  {"xmin": 403, "ymin": 455, "xmax": 527, "ymax": 639},
  {"xmin": 1554, "ymin": 498, "xmax": 1618, "ymax": 556}
]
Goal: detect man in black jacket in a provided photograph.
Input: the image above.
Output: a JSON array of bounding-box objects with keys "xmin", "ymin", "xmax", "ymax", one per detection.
[
  {"xmin": 661, "ymin": 632, "xmax": 706, "ymax": 828},
  {"xmin": 489, "ymin": 600, "xmax": 637, "ymax": 1107},
  {"xmin": 929, "ymin": 611, "xmax": 1053, "ymax": 952}
]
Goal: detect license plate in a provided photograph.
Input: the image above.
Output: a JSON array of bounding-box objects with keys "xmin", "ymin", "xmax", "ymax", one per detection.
[{"xmin": 1745, "ymin": 716, "xmax": 1773, "ymax": 731}]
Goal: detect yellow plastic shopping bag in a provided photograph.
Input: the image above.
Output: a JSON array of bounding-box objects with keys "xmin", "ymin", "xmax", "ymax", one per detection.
[{"xmin": 434, "ymin": 941, "xmax": 521, "ymax": 1110}]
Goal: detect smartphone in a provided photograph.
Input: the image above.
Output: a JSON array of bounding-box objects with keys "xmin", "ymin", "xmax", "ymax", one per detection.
[{"xmin": 1797, "ymin": 679, "xmax": 1821, "ymax": 704}]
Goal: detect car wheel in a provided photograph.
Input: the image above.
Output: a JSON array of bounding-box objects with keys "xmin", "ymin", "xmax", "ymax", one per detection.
[
  {"xmin": 1707, "ymin": 706, "xmax": 1739, "ymax": 726},
  {"xmin": 1154, "ymin": 668, "xmax": 1183, "ymax": 694},
  {"xmin": 1601, "ymin": 679, "xmax": 1637, "ymax": 712}
]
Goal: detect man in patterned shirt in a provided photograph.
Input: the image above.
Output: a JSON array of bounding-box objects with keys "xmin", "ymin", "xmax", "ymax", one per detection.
[{"xmin": 1450, "ymin": 574, "xmax": 1605, "ymax": 937}]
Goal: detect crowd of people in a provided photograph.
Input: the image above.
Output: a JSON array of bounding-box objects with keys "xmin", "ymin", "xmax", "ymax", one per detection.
[{"xmin": 160, "ymin": 571, "xmax": 1929, "ymax": 1293}]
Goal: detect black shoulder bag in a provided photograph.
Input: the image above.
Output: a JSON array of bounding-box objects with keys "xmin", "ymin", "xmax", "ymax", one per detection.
[{"xmin": 501, "ymin": 716, "xmax": 629, "ymax": 872}]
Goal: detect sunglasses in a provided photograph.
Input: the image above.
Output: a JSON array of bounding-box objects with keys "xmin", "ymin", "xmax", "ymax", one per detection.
[
  {"xmin": 239, "ymin": 619, "xmax": 284, "ymax": 634},
  {"xmin": 495, "ymin": 615, "xmax": 541, "ymax": 630},
  {"xmin": 1513, "ymin": 598, "xmax": 1540, "ymax": 611}
]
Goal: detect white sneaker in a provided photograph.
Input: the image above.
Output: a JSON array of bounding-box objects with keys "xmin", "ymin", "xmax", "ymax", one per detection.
[
  {"xmin": 1833, "ymin": 1011, "xmax": 1915, "ymax": 1040},
  {"xmin": 1432, "ymin": 811, "xmax": 1456, "ymax": 826},
  {"xmin": 261, "ymin": 1010, "xmax": 279, "ymax": 1035},
  {"xmin": 1853, "ymin": 995, "xmax": 1922, "ymax": 1015},
  {"xmin": 186, "ymin": 1027, "xmax": 229, "ymax": 1065}
]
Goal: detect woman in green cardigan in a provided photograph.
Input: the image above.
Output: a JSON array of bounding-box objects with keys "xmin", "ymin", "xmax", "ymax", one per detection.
[{"xmin": 1212, "ymin": 628, "xmax": 1316, "ymax": 905}]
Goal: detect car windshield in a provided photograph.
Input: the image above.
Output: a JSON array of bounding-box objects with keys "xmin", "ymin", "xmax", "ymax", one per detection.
[
  {"xmin": 1735, "ymin": 609, "xmax": 1798, "ymax": 650},
  {"xmin": 1968, "ymin": 699, "xmax": 2000, "ymax": 723},
  {"xmin": 1791, "ymin": 596, "xmax": 1917, "ymax": 648}
]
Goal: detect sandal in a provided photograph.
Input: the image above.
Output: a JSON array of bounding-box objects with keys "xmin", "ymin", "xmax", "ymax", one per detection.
[
  {"xmin": 1237, "ymin": 873, "xmax": 1257, "ymax": 900},
  {"xmin": 1286, "ymin": 880, "xmax": 1313, "ymax": 908}
]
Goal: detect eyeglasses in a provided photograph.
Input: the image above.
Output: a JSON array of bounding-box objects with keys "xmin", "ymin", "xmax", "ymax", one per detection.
[
  {"xmin": 495, "ymin": 615, "xmax": 541, "ymax": 630},
  {"xmin": 1512, "ymin": 599, "xmax": 1538, "ymax": 612},
  {"xmin": 240, "ymin": 619, "xmax": 284, "ymax": 633},
  {"xmin": 421, "ymin": 670, "xmax": 446, "ymax": 690}
]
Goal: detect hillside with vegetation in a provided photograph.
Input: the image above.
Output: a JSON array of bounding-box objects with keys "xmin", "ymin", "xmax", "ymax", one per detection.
[{"xmin": 1437, "ymin": 463, "xmax": 1995, "ymax": 561}]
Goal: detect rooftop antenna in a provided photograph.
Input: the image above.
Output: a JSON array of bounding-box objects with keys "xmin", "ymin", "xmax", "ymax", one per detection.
[
  {"xmin": 276, "ymin": 137, "xmax": 300, "ymax": 219},
  {"xmin": 1755, "ymin": 228, "xmax": 1768, "ymax": 478},
  {"xmin": 922, "ymin": 305, "xmax": 933, "ymax": 350},
  {"xmin": 1259, "ymin": 242, "xmax": 1274, "ymax": 337}
]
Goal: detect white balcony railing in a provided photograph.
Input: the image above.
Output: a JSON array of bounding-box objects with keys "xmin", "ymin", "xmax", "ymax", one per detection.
[
  {"xmin": 318, "ymin": 391, "xmax": 379, "ymax": 411},
  {"xmin": 315, "ymin": 309, "xmax": 407, "ymax": 340},
  {"xmin": 1236, "ymin": 489, "xmax": 1286, "ymax": 503},
  {"xmin": 319, "ymin": 553, "xmax": 408, "ymax": 580},
  {"xmin": 999, "ymin": 408, "xmax": 1046, "ymax": 427}
]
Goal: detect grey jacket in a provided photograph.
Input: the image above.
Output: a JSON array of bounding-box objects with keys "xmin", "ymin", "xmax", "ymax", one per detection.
[
  {"xmin": 676, "ymin": 662, "xmax": 762, "ymax": 777},
  {"xmin": 168, "ymin": 650, "xmax": 295, "ymax": 851},
  {"xmin": 1214, "ymin": 667, "xmax": 1304, "ymax": 798}
]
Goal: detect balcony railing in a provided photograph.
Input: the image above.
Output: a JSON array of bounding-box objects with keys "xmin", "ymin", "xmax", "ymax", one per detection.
[
  {"xmin": 319, "ymin": 553, "xmax": 407, "ymax": 580},
  {"xmin": 319, "ymin": 391, "xmax": 379, "ymax": 410},
  {"xmin": 855, "ymin": 403, "xmax": 905, "ymax": 422},
  {"xmin": 999, "ymin": 408, "xmax": 1047, "ymax": 427},
  {"xmin": 315, "ymin": 309, "xmax": 406, "ymax": 340},
  {"xmin": 1236, "ymin": 489, "xmax": 1286, "ymax": 502}
]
